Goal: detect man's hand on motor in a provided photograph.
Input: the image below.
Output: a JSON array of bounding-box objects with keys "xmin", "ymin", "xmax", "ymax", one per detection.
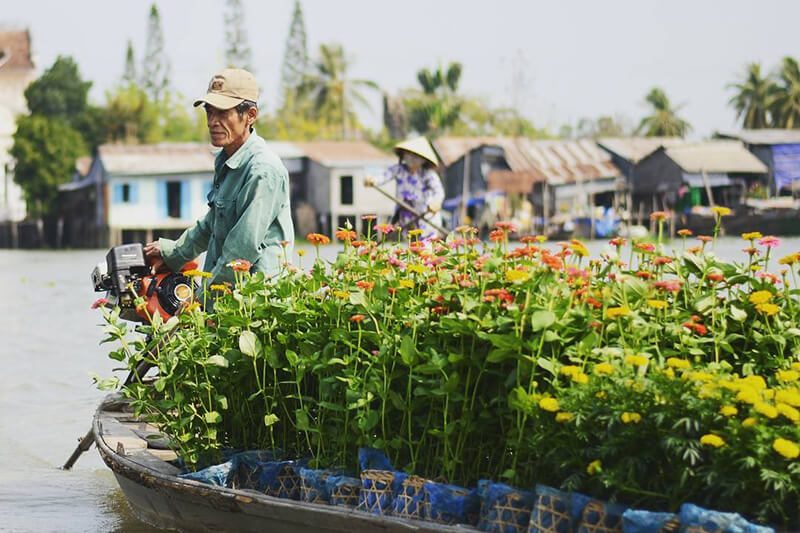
[{"xmin": 143, "ymin": 241, "xmax": 169, "ymax": 274}]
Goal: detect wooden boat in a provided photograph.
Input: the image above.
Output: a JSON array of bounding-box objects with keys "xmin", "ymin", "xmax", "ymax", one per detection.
[
  {"xmin": 680, "ymin": 199, "xmax": 800, "ymax": 236},
  {"xmin": 93, "ymin": 394, "xmax": 466, "ymax": 532}
]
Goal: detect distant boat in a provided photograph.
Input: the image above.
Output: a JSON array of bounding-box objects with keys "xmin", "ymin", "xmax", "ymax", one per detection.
[{"xmin": 680, "ymin": 198, "xmax": 800, "ymax": 236}]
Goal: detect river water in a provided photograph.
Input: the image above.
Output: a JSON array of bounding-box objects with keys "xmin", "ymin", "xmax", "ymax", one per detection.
[{"xmin": 1, "ymin": 238, "xmax": 799, "ymax": 532}]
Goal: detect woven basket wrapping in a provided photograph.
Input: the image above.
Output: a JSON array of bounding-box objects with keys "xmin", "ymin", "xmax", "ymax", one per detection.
[
  {"xmin": 260, "ymin": 462, "xmax": 301, "ymax": 500},
  {"xmin": 329, "ymin": 476, "xmax": 361, "ymax": 508},
  {"xmin": 299, "ymin": 468, "xmax": 331, "ymax": 504},
  {"xmin": 478, "ymin": 481, "xmax": 536, "ymax": 533},
  {"xmin": 528, "ymin": 486, "xmax": 573, "ymax": 533},
  {"xmin": 576, "ymin": 500, "xmax": 626, "ymax": 533},
  {"xmin": 422, "ymin": 481, "xmax": 480, "ymax": 526},
  {"xmin": 393, "ymin": 475, "xmax": 426, "ymax": 519},
  {"xmin": 359, "ymin": 469, "xmax": 401, "ymax": 516}
]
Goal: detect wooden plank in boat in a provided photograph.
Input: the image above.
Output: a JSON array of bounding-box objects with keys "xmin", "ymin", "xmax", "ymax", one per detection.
[{"xmin": 126, "ymin": 449, "xmax": 182, "ymax": 476}]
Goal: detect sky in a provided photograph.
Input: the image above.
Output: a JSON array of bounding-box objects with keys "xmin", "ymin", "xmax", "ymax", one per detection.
[{"xmin": 4, "ymin": 0, "xmax": 800, "ymax": 138}]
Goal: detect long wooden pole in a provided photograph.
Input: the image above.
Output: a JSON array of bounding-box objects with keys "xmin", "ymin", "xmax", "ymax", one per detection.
[{"xmin": 367, "ymin": 182, "xmax": 448, "ymax": 236}]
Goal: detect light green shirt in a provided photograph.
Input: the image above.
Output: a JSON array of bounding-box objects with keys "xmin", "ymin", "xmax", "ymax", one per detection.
[{"xmin": 160, "ymin": 131, "xmax": 294, "ymax": 288}]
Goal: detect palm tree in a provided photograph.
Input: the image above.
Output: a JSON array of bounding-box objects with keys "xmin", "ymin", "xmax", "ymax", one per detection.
[
  {"xmin": 636, "ymin": 88, "xmax": 691, "ymax": 137},
  {"xmin": 298, "ymin": 43, "xmax": 378, "ymax": 139},
  {"xmin": 771, "ymin": 57, "xmax": 800, "ymax": 128},
  {"xmin": 728, "ymin": 62, "xmax": 778, "ymax": 129},
  {"xmin": 407, "ymin": 62, "xmax": 464, "ymax": 136}
]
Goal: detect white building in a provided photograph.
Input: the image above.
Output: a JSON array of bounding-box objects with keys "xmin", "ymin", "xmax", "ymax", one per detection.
[{"xmin": 0, "ymin": 29, "xmax": 36, "ymax": 222}]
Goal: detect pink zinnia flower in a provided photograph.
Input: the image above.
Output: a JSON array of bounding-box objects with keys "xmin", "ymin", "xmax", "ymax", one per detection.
[
  {"xmin": 654, "ymin": 280, "xmax": 682, "ymax": 292},
  {"xmin": 758, "ymin": 236, "xmax": 781, "ymax": 248}
]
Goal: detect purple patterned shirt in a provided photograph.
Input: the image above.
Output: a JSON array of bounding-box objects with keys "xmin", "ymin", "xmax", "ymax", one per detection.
[{"xmin": 382, "ymin": 164, "xmax": 445, "ymax": 239}]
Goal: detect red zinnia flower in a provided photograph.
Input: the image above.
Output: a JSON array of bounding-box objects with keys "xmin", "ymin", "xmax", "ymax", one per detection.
[
  {"xmin": 91, "ymin": 297, "xmax": 109, "ymax": 309},
  {"xmin": 227, "ymin": 259, "xmax": 252, "ymax": 272},
  {"xmin": 350, "ymin": 314, "xmax": 366, "ymax": 323},
  {"xmin": 356, "ymin": 280, "xmax": 375, "ymax": 291},
  {"xmin": 489, "ymin": 229, "xmax": 505, "ymax": 242}
]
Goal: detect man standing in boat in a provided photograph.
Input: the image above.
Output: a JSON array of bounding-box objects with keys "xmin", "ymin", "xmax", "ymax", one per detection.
[{"xmin": 144, "ymin": 68, "xmax": 294, "ymax": 300}]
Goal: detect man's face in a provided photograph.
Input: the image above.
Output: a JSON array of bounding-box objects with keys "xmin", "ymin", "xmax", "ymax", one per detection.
[{"xmin": 205, "ymin": 104, "xmax": 253, "ymax": 151}]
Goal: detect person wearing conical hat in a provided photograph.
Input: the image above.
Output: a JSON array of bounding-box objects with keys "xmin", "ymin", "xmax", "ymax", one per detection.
[{"xmin": 369, "ymin": 137, "xmax": 444, "ymax": 239}]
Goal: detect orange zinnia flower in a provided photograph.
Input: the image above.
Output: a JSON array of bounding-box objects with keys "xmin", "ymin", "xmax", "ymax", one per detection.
[
  {"xmin": 307, "ymin": 233, "xmax": 331, "ymax": 246},
  {"xmin": 227, "ymin": 259, "xmax": 252, "ymax": 272},
  {"xmin": 349, "ymin": 314, "xmax": 366, "ymax": 323}
]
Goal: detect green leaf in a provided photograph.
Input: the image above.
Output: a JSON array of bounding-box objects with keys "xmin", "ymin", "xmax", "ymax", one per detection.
[
  {"xmin": 286, "ymin": 349, "xmax": 299, "ymax": 366},
  {"xmin": 349, "ymin": 291, "xmax": 368, "ymax": 307},
  {"xmin": 239, "ymin": 330, "xmax": 261, "ymax": 357},
  {"xmin": 537, "ymin": 357, "xmax": 556, "ymax": 377},
  {"xmin": 264, "ymin": 413, "xmax": 279, "ymax": 427},
  {"xmin": 216, "ymin": 395, "xmax": 228, "ymax": 410},
  {"xmin": 295, "ymin": 409, "xmax": 311, "ymax": 431},
  {"xmin": 204, "ymin": 411, "xmax": 222, "ymax": 424},
  {"xmin": 207, "ymin": 355, "xmax": 229, "ymax": 368},
  {"xmin": 531, "ymin": 310, "xmax": 556, "ymax": 331},
  {"xmin": 154, "ymin": 378, "xmax": 166, "ymax": 392},
  {"xmin": 400, "ymin": 335, "xmax": 417, "ymax": 366},
  {"xmin": 730, "ymin": 306, "xmax": 747, "ymax": 322},
  {"xmin": 487, "ymin": 347, "xmax": 517, "ymax": 363}
]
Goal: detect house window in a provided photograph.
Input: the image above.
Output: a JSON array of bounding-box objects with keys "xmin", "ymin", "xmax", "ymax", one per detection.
[
  {"xmin": 167, "ymin": 181, "xmax": 182, "ymax": 218},
  {"xmin": 340, "ymin": 175, "xmax": 353, "ymax": 205},
  {"xmin": 121, "ymin": 183, "xmax": 131, "ymax": 203}
]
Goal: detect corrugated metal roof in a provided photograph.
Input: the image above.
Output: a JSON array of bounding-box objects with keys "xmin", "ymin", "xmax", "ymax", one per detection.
[
  {"xmin": 716, "ymin": 129, "xmax": 800, "ymax": 146},
  {"xmin": 0, "ymin": 29, "xmax": 34, "ymax": 70},
  {"xmin": 597, "ymin": 137, "xmax": 684, "ymax": 163},
  {"xmin": 293, "ymin": 141, "xmax": 393, "ymax": 166},
  {"xmin": 662, "ymin": 140, "xmax": 768, "ymax": 174},
  {"xmin": 98, "ymin": 143, "xmax": 216, "ymax": 175}
]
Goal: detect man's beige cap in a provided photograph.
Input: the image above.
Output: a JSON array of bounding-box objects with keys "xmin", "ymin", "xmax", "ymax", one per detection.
[
  {"xmin": 394, "ymin": 137, "xmax": 439, "ymax": 166},
  {"xmin": 193, "ymin": 68, "xmax": 259, "ymax": 110}
]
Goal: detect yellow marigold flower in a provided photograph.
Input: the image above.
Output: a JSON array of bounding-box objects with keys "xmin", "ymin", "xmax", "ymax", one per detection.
[
  {"xmin": 505, "ymin": 269, "xmax": 531, "ymax": 283},
  {"xmin": 663, "ymin": 367, "xmax": 675, "ymax": 379},
  {"xmin": 736, "ymin": 388, "xmax": 760, "ymax": 405},
  {"xmin": 711, "ymin": 206, "xmax": 732, "ymax": 217},
  {"xmin": 778, "ymin": 252, "xmax": 800, "ymax": 266},
  {"xmin": 686, "ymin": 371, "xmax": 714, "ymax": 383},
  {"xmin": 720, "ymin": 405, "xmax": 738, "ymax": 417},
  {"xmin": 594, "ymin": 363, "xmax": 614, "ymax": 376},
  {"xmin": 792, "ymin": 362, "xmax": 800, "ymax": 372},
  {"xmin": 741, "ymin": 375, "xmax": 767, "ymax": 390},
  {"xmin": 560, "ymin": 365, "xmax": 581, "ymax": 377},
  {"xmin": 332, "ymin": 290, "xmax": 350, "ymax": 300},
  {"xmin": 742, "ymin": 417, "xmax": 758, "ymax": 428},
  {"xmin": 756, "ymin": 303, "xmax": 780, "ymax": 316},
  {"xmin": 777, "ymin": 403, "xmax": 800, "ymax": 422},
  {"xmin": 535, "ymin": 235, "xmax": 547, "ymax": 243},
  {"xmin": 624, "ymin": 354, "xmax": 648, "ymax": 367},
  {"xmin": 539, "ymin": 397, "xmax": 560, "ymax": 412},
  {"xmin": 596, "ymin": 391, "xmax": 607, "ymax": 399},
  {"xmin": 586, "ymin": 460, "xmax": 602, "ymax": 475},
  {"xmin": 749, "ymin": 290, "xmax": 773, "ymax": 305},
  {"xmin": 572, "ymin": 372, "xmax": 589, "ymax": 385},
  {"xmin": 698, "ymin": 384, "xmax": 719, "ymax": 399},
  {"xmin": 647, "ymin": 299, "xmax": 668, "ymax": 310},
  {"xmin": 621, "ymin": 412, "xmax": 642, "ymax": 424},
  {"xmin": 399, "ymin": 279, "xmax": 415, "ymax": 289},
  {"xmin": 742, "ymin": 231, "xmax": 763, "ymax": 241},
  {"xmin": 773, "ymin": 438, "xmax": 800, "ymax": 460},
  {"xmin": 210, "ymin": 283, "xmax": 231, "ymax": 293},
  {"xmin": 407, "ymin": 264, "xmax": 426, "ymax": 274},
  {"xmin": 776, "ymin": 389, "xmax": 800, "ymax": 407},
  {"xmin": 700, "ymin": 434, "xmax": 725, "ymax": 448},
  {"xmin": 297, "ymin": 249, "xmax": 306, "ymax": 257},
  {"xmin": 606, "ymin": 306, "xmax": 631, "ymax": 319},
  {"xmin": 408, "ymin": 229, "xmax": 424, "ymax": 237},
  {"xmin": 763, "ymin": 389, "xmax": 775, "ymax": 400},
  {"xmin": 777, "ymin": 370, "xmax": 800, "ymax": 383},
  {"xmin": 667, "ymin": 358, "xmax": 691, "ymax": 369},
  {"xmin": 555, "ymin": 412, "xmax": 574, "ymax": 423},
  {"xmin": 754, "ymin": 402, "xmax": 778, "ymax": 419},
  {"xmin": 185, "ymin": 302, "xmax": 201, "ymax": 312}
]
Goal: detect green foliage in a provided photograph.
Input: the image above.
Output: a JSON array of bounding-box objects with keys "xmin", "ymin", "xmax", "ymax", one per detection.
[
  {"xmin": 24, "ymin": 56, "xmax": 92, "ymax": 127},
  {"xmin": 404, "ymin": 62, "xmax": 464, "ymax": 137},
  {"xmin": 224, "ymin": 0, "xmax": 253, "ymax": 70},
  {"xmin": 141, "ymin": 3, "xmax": 170, "ymax": 102},
  {"xmin": 98, "ymin": 228, "xmax": 799, "ymax": 527},
  {"xmin": 728, "ymin": 63, "xmax": 778, "ymax": 129},
  {"xmin": 123, "ymin": 40, "xmax": 137, "ymax": 85},
  {"xmin": 279, "ymin": 0, "xmax": 309, "ymax": 103},
  {"xmin": 772, "ymin": 57, "xmax": 800, "ymax": 129},
  {"xmin": 11, "ymin": 115, "xmax": 86, "ymax": 217},
  {"xmin": 637, "ymin": 87, "xmax": 692, "ymax": 137},
  {"xmin": 103, "ymin": 83, "xmax": 160, "ymax": 143}
]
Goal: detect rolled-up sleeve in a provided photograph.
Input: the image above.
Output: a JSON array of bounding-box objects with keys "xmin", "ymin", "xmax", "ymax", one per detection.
[{"xmin": 160, "ymin": 210, "xmax": 213, "ymax": 272}]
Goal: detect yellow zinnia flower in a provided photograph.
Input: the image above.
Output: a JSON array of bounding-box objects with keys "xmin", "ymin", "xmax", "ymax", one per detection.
[
  {"xmin": 505, "ymin": 269, "xmax": 531, "ymax": 283},
  {"xmin": 700, "ymin": 434, "xmax": 725, "ymax": 448},
  {"xmin": 756, "ymin": 303, "xmax": 780, "ymax": 316},
  {"xmin": 560, "ymin": 365, "xmax": 581, "ymax": 377},
  {"xmin": 667, "ymin": 358, "xmax": 691, "ymax": 369},
  {"xmin": 399, "ymin": 279, "xmax": 415, "ymax": 289},
  {"xmin": 407, "ymin": 264, "xmax": 426, "ymax": 274},
  {"xmin": 539, "ymin": 397, "xmax": 560, "ymax": 412},
  {"xmin": 647, "ymin": 299, "xmax": 668, "ymax": 310},
  {"xmin": 749, "ymin": 290, "xmax": 773, "ymax": 305},
  {"xmin": 332, "ymin": 290, "xmax": 350, "ymax": 300},
  {"xmin": 594, "ymin": 363, "xmax": 614, "ymax": 376},
  {"xmin": 621, "ymin": 412, "xmax": 642, "ymax": 424},
  {"xmin": 742, "ymin": 417, "xmax": 758, "ymax": 428},
  {"xmin": 606, "ymin": 306, "xmax": 631, "ymax": 319},
  {"xmin": 686, "ymin": 371, "xmax": 714, "ymax": 383},
  {"xmin": 778, "ymin": 252, "xmax": 800, "ymax": 266},
  {"xmin": 742, "ymin": 231, "xmax": 763, "ymax": 241},
  {"xmin": 773, "ymin": 438, "xmax": 800, "ymax": 460},
  {"xmin": 586, "ymin": 460, "xmax": 602, "ymax": 475},
  {"xmin": 408, "ymin": 229, "xmax": 424, "ymax": 237},
  {"xmin": 720, "ymin": 405, "xmax": 738, "ymax": 417},
  {"xmin": 572, "ymin": 372, "xmax": 589, "ymax": 385}
]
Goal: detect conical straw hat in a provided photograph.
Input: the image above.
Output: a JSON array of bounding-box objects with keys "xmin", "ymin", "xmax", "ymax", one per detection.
[{"xmin": 394, "ymin": 137, "xmax": 439, "ymax": 166}]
